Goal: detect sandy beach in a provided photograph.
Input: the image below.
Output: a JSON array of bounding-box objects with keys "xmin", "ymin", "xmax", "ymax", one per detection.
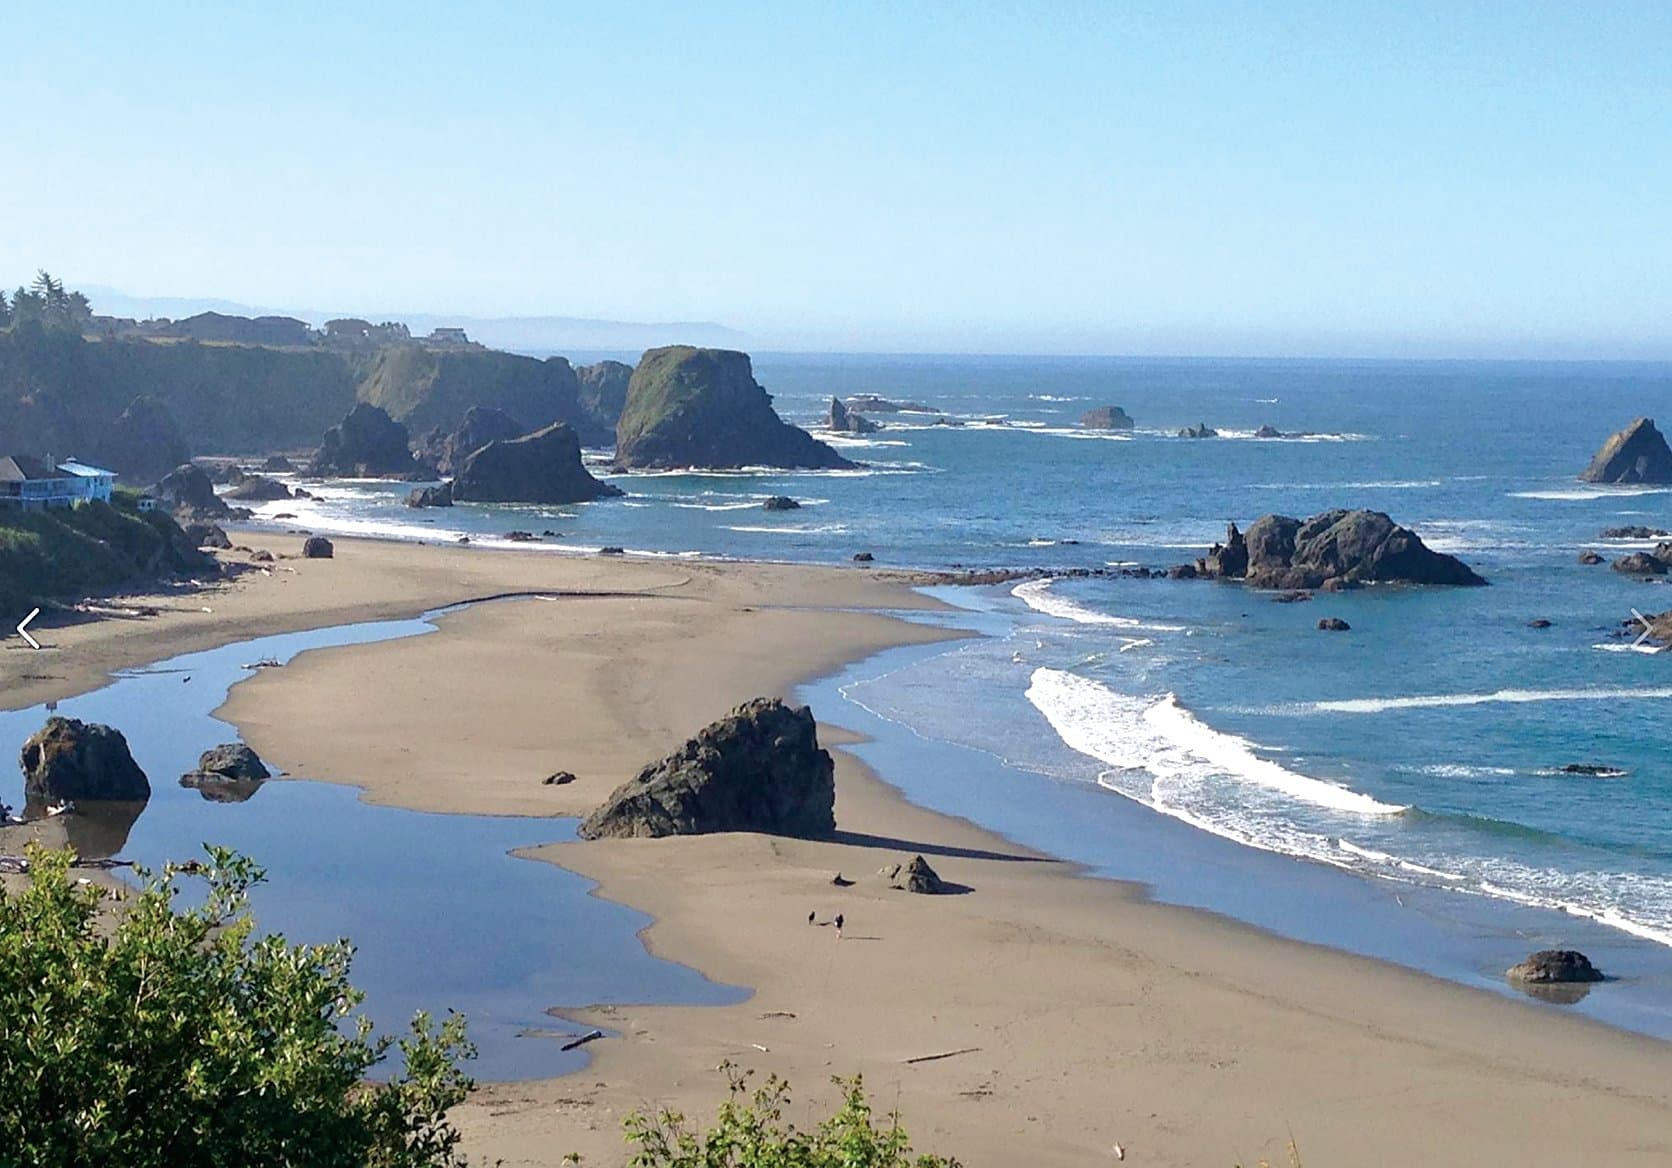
[{"xmin": 9, "ymin": 534, "xmax": 1672, "ymax": 1166}]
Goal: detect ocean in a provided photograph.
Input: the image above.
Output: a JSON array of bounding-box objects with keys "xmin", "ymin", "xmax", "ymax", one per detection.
[{"xmin": 245, "ymin": 354, "xmax": 1672, "ymax": 1033}]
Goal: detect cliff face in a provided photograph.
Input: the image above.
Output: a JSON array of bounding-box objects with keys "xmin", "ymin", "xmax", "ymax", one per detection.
[
  {"xmin": 0, "ymin": 324, "xmax": 357, "ymax": 455},
  {"xmin": 615, "ymin": 347, "xmax": 852, "ymax": 470},
  {"xmin": 357, "ymin": 344, "xmax": 611, "ymax": 446},
  {"xmin": 576, "ymin": 360, "xmax": 633, "ymax": 431},
  {"xmin": 92, "ymin": 395, "xmax": 190, "ymax": 484}
]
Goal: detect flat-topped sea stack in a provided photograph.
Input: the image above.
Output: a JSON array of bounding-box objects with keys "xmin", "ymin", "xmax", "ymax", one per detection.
[
  {"xmin": 1079, "ymin": 405, "xmax": 1135, "ymax": 430},
  {"xmin": 578, "ymin": 697, "xmax": 836, "ymax": 839},
  {"xmin": 450, "ymin": 421, "xmax": 623, "ymax": 504},
  {"xmin": 615, "ymin": 346, "xmax": 854, "ymax": 470},
  {"xmin": 1195, "ymin": 509, "xmax": 1487, "ymax": 588},
  {"xmin": 1580, "ymin": 417, "xmax": 1672, "ymax": 484},
  {"xmin": 310, "ymin": 403, "xmax": 418, "ymax": 478}
]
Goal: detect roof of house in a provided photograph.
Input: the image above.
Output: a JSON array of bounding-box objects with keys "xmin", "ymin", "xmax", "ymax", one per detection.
[
  {"xmin": 57, "ymin": 460, "xmax": 116, "ymax": 478},
  {"xmin": 0, "ymin": 455, "xmax": 62, "ymax": 483}
]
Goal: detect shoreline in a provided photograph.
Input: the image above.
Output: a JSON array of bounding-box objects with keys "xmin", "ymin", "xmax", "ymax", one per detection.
[{"xmin": 9, "ymin": 534, "xmax": 1672, "ymax": 1164}]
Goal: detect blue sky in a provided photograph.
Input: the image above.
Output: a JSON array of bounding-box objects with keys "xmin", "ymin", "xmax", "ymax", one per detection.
[{"xmin": 5, "ymin": 3, "xmax": 1670, "ymax": 357}]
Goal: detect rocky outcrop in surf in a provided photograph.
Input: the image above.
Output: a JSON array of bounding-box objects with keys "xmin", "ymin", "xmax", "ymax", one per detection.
[
  {"xmin": 1177, "ymin": 422, "xmax": 1217, "ymax": 438},
  {"xmin": 615, "ymin": 347, "xmax": 854, "ymax": 470},
  {"xmin": 1193, "ymin": 511, "xmax": 1487, "ymax": 588},
  {"xmin": 577, "ymin": 698, "xmax": 836, "ymax": 839},
  {"xmin": 406, "ymin": 482, "xmax": 453, "ymax": 508},
  {"xmin": 1079, "ymin": 405, "xmax": 1134, "ymax": 430},
  {"xmin": 450, "ymin": 421, "xmax": 623, "ymax": 504},
  {"xmin": 310, "ymin": 403, "xmax": 418, "ymax": 478},
  {"xmin": 1579, "ymin": 417, "xmax": 1672, "ymax": 484},
  {"xmin": 1506, "ymin": 949, "xmax": 1604, "ymax": 984},
  {"xmin": 224, "ymin": 475, "xmax": 292, "ymax": 502},
  {"xmin": 414, "ymin": 405, "xmax": 526, "ymax": 476},
  {"xmin": 154, "ymin": 463, "xmax": 235, "ymax": 519},
  {"xmin": 20, "ymin": 717, "xmax": 150, "ymax": 802},
  {"xmin": 827, "ymin": 396, "xmax": 880, "ymax": 434}
]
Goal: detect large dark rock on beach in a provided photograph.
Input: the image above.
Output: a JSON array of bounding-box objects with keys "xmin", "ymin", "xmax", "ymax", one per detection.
[
  {"xmin": 1197, "ymin": 510, "xmax": 1486, "ymax": 589},
  {"xmin": 1579, "ymin": 417, "xmax": 1672, "ymax": 484},
  {"xmin": 615, "ymin": 347, "xmax": 854, "ymax": 471},
  {"xmin": 302, "ymin": 536, "xmax": 334, "ymax": 559},
  {"xmin": 1079, "ymin": 405, "xmax": 1135, "ymax": 430},
  {"xmin": 450, "ymin": 421, "xmax": 623, "ymax": 505},
  {"xmin": 154, "ymin": 463, "xmax": 230, "ymax": 519},
  {"xmin": 310, "ymin": 403, "xmax": 418, "ymax": 478},
  {"xmin": 1506, "ymin": 949, "xmax": 1604, "ymax": 984},
  {"xmin": 880, "ymin": 854, "xmax": 949, "ymax": 894},
  {"xmin": 577, "ymin": 698, "xmax": 836, "ymax": 840},
  {"xmin": 414, "ymin": 405, "xmax": 526, "ymax": 477},
  {"xmin": 20, "ymin": 717, "xmax": 150, "ymax": 802},
  {"xmin": 194, "ymin": 743, "xmax": 271, "ymax": 781}
]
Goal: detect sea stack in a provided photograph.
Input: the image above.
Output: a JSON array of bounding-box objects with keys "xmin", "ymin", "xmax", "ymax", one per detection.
[
  {"xmin": 615, "ymin": 346, "xmax": 854, "ymax": 470},
  {"xmin": 1194, "ymin": 510, "xmax": 1487, "ymax": 588},
  {"xmin": 310, "ymin": 403, "xmax": 419, "ymax": 478},
  {"xmin": 1079, "ymin": 405, "xmax": 1135, "ymax": 430},
  {"xmin": 450, "ymin": 421, "xmax": 624, "ymax": 504},
  {"xmin": 1579, "ymin": 418, "xmax": 1672, "ymax": 484}
]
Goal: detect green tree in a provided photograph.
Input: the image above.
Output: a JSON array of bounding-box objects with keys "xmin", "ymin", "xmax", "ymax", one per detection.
[
  {"xmin": 0, "ymin": 846, "xmax": 479, "ymax": 1168},
  {"xmin": 620, "ymin": 1065, "xmax": 960, "ymax": 1168},
  {"xmin": 0, "ymin": 288, "xmax": 11, "ymax": 327}
]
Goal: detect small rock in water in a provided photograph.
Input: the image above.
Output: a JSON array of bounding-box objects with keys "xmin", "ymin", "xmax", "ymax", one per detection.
[
  {"xmin": 1558, "ymin": 763, "xmax": 1627, "ymax": 777},
  {"xmin": 1578, "ymin": 551, "xmax": 1604, "ymax": 565},
  {"xmin": 599, "ymin": 546, "xmax": 625, "ymax": 556},
  {"xmin": 762, "ymin": 495, "xmax": 801, "ymax": 511},
  {"xmin": 1317, "ymin": 617, "xmax": 1350, "ymax": 631},
  {"xmin": 1527, "ymin": 618, "xmax": 1553, "ymax": 628},
  {"xmin": 503, "ymin": 530, "xmax": 537, "ymax": 542},
  {"xmin": 1271, "ymin": 590, "xmax": 1311, "ymax": 604},
  {"xmin": 852, "ymin": 551, "xmax": 875, "ymax": 562},
  {"xmin": 1612, "ymin": 552, "xmax": 1667, "ymax": 575},
  {"xmin": 1506, "ymin": 949, "xmax": 1604, "ymax": 984},
  {"xmin": 1167, "ymin": 563, "xmax": 1197, "ymax": 579}
]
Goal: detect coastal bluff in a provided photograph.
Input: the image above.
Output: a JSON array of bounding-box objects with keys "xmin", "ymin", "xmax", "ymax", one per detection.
[{"xmin": 614, "ymin": 346, "xmax": 853, "ymax": 470}]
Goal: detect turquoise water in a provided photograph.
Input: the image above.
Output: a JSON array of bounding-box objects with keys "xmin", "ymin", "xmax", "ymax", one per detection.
[{"xmin": 192, "ymin": 355, "xmax": 1672, "ymax": 1029}]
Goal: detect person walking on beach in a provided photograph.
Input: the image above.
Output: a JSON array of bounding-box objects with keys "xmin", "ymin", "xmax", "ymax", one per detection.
[{"xmin": 834, "ymin": 912, "xmax": 844, "ymax": 939}]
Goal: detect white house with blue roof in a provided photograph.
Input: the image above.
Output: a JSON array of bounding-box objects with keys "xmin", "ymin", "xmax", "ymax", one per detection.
[{"xmin": 0, "ymin": 456, "xmax": 118, "ymax": 510}]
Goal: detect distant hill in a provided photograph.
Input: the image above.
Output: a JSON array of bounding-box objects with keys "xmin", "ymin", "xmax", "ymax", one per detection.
[{"xmin": 80, "ymin": 286, "xmax": 746, "ymax": 353}]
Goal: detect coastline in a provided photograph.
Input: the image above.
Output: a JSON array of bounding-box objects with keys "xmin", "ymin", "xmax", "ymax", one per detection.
[{"xmin": 10, "ymin": 533, "xmax": 1672, "ymax": 1164}]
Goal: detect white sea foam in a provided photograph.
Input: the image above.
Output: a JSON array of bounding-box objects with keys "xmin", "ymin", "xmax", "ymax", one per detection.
[
  {"xmin": 1013, "ymin": 579, "xmax": 1193, "ymax": 632},
  {"xmin": 1029, "ymin": 394, "xmax": 1086, "ymax": 402},
  {"xmin": 1289, "ymin": 686, "xmax": 1672, "ymax": 714},
  {"xmin": 723, "ymin": 523, "xmax": 849, "ymax": 535},
  {"xmin": 1025, "ymin": 668, "xmax": 1406, "ymax": 816},
  {"xmin": 1511, "ymin": 485, "xmax": 1672, "ymax": 501}
]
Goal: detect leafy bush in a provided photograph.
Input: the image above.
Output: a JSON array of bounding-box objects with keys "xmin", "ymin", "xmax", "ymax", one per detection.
[
  {"xmin": 620, "ymin": 1064, "xmax": 959, "ymax": 1167},
  {"xmin": 0, "ymin": 846, "xmax": 477, "ymax": 1168}
]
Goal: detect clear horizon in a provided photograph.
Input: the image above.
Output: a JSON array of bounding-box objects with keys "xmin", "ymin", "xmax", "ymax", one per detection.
[{"xmin": 7, "ymin": 3, "xmax": 1671, "ymax": 360}]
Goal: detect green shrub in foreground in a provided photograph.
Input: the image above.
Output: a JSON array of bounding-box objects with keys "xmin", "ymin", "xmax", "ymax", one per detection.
[
  {"xmin": 619, "ymin": 1064, "xmax": 960, "ymax": 1168},
  {"xmin": 0, "ymin": 846, "xmax": 477, "ymax": 1168}
]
